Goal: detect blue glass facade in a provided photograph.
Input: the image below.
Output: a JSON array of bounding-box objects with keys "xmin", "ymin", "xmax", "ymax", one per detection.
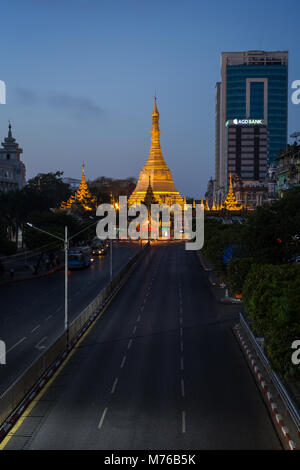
[{"xmin": 226, "ymin": 64, "xmax": 288, "ymax": 164}]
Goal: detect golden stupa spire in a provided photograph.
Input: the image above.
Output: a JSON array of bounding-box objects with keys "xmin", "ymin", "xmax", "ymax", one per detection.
[
  {"xmin": 128, "ymin": 96, "xmax": 184, "ymax": 207},
  {"xmin": 60, "ymin": 163, "xmax": 97, "ymax": 212},
  {"xmin": 223, "ymin": 173, "xmax": 243, "ymax": 211}
]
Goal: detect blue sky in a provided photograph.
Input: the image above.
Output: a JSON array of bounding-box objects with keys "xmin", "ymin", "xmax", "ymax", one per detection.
[{"xmin": 0, "ymin": 0, "xmax": 300, "ymax": 198}]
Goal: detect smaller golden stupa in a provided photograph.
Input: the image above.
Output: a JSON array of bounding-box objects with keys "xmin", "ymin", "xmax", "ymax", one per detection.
[
  {"xmin": 223, "ymin": 173, "xmax": 243, "ymax": 211},
  {"xmin": 60, "ymin": 163, "xmax": 97, "ymax": 212}
]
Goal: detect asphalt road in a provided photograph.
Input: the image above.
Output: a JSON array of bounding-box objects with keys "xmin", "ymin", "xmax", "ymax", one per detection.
[
  {"xmin": 3, "ymin": 243, "xmax": 281, "ymax": 450},
  {"xmin": 0, "ymin": 241, "xmax": 141, "ymax": 394}
]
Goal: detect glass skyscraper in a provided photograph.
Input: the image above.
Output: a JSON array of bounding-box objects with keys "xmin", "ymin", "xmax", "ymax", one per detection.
[{"xmin": 215, "ymin": 51, "xmax": 288, "ymax": 200}]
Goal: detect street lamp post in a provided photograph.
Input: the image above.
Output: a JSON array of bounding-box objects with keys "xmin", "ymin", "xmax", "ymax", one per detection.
[
  {"xmin": 110, "ymin": 239, "xmax": 113, "ymax": 282},
  {"xmin": 27, "ymin": 217, "xmax": 100, "ymax": 347},
  {"xmin": 27, "ymin": 223, "xmax": 69, "ymax": 346},
  {"xmin": 64, "ymin": 226, "xmax": 69, "ymax": 344}
]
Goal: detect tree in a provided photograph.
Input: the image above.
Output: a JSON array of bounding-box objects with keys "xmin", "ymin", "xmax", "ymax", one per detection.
[
  {"xmin": 243, "ymin": 264, "xmax": 300, "ymax": 380},
  {"xmin": 88, "ymin": 176, "xmax": 137, "ymax": 203},
  {"xmin": 245, "ymin": 187, "xmax": 300, "ymax": 264},
  {"xmin": 227, "ymin": 257, "xmax": 254, "ymax": 294}
]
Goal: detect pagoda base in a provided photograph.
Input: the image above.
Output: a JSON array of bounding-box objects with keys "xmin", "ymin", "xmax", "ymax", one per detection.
[{"xmin": 128, "ymin": 191, "xmax": 184, "ymax": 207}]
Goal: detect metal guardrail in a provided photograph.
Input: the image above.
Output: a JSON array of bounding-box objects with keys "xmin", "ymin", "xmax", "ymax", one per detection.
[{"xmin": 239, "ymin": 312, "xmax": 300, "ymax": 433}]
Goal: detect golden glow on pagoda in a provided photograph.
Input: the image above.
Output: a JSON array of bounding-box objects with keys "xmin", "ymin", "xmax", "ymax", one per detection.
[
  {"xmin": 128, "ymin": 96, "xmax": 184, "ymax": 207},
  {"xmin": 60, "ymin": 163, "xmax": 97, "ymax": 212},
  {"xmin": 223, "ymin": 173, "xmax": 243, "ymax": 211}
]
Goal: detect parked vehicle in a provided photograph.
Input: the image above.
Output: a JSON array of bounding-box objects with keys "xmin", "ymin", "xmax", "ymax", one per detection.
[{"xmin": 68, "ymin": 246, "xmax": 92, "ymax": 269}]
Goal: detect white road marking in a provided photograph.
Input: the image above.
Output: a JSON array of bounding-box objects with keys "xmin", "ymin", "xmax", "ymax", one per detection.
[
  {"xmin": 140, "ymin": 306, "xmax": 144, "ymax": 312},
  {"xmin": 98, "ymin": 407, "xmax": 108, "ymax": 429},
  {"xmin": 179, "ymin": 317, "xmax": 183, "ymax": 324},
  {"xmin": 180, "ymin": 357, "xmax": 184, "ymax": 371},
  {"xmin": 133, "ymin": 325, "xmax": 137, "ymax": 335},
  {"xmin": 180, "ymin": 327, "xmax": 183, "ymax": 336},
  {"xmin": 45, "ymin": 314, "xmax": 53, "ymax": 321},
  {"xmin": 127, "ymin": 338, "xmax": 133, "ymax": 349},
  {"xmin": 181, "ymin": 379, "xmax": 185, "ymax": 397},
  {"xmin": 120, "ymin": 356, "xmax": 126, "ymax": 368},
  {"xmin": 111, "ymin": 377, "xmax": 119, "ymax": 394},
  {"xmin": 35, "ymin": 337, "xmax": 47, "ymax": 350},
  {"xmin": 7, "ymin": 337, "xmax": 26, "ymax": 353},
  {"xmin": 56, "ymin": 306, "xmax": 62, "ymax": 312},
  {"xmin": 137, "ymin": 314, "xmax": 141, "ymax": 322},
  {"xmin": 31, "ymin": 324, "xmax": 40, "ymax": 333},
  {"xmin": 182, "ymin": 411, "xmax": 186, "ymax": 433},
  {"xmin": 180, "ymin": 340, "xmax": 184, "ymax": 352}
]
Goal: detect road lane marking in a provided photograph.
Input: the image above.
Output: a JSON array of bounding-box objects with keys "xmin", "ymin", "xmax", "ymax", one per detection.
[
  {"xmin": 181, "ymin": 379, "xmax": 185, "ymax": 397},
  {"xmin": 120, "ymin": 356, "xmax": 126, "ymax": 368},
  {"xmin": 56, "ymin": 306, "xmax": 62, "ymax": 312},
  {"xmin": 7, "ymin": 337, "xmax": 26, "ymax": 353},
  {"xmin": 180, "ymin": 340, "xmax": 184, "ymax": 352},
  {"xmin": 180, "ymin": 327, "xmax": 183, "ymax": 336},
  {"xmin": 111, "ymin": 377, "xmax": 119, "ymax": 394},
  {"xmin": 35, "ymin": 337, "xmax": 47, "ymax": 350},
  {"xmin": 140, "ymin": 306, "xmax": 144, "ymax": 312},
  {"xmin": 133, "ymin": 325, "xmax": 137, "ymax": 335},
  {"xmin": 31, "ymin": 325, "xmax": 40, "ymax": 333},
  {"xmin": 45, "ymin": 314, "xmax": 53, "ymax": 321},
  {"xmin": 180, "ymin": 357, "xmax": 184, "ymax": 371},
  {"xmin": 182, "ymin": 411, "xmax": 186, "ymax": 433},
  {"xmin": 137, "ymin": 314, "xmax": 141, "ymax": 322},
  {"xmin": 98, "ymin": 407, "xmax": 108, "ymax": 429},
  {"xmin": 127, "ymin": 339, "xmax": 133, "ymax": 350},
  {"xmin": 0, "ymin": 274, "xmax": 127, "ymax": 450},
  {"xmin": 179, "ymin": 317, "xmax": 183, "ymax": 324}
]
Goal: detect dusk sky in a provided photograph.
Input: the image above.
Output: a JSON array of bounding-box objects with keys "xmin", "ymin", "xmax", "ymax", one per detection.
[{"xmin": 1, "ymin": 0, "xmax": 300, "ymax": 198}]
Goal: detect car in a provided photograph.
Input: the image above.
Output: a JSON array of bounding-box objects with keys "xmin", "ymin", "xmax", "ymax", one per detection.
[{"xmin": 91, "ymin": 240, "xmax": 108, "ymax": 256}]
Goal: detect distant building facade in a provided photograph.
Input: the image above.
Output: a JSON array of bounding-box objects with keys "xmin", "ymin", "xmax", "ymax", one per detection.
[
  {"xmin": 215, "ymin": 50, "xmax": 288, "ymax": 202},
  {"xmin": 62, "ymin": 177, "xmax": 81, "ymax": 190},
  {"xmin": 225, "ymin": 119, "xmax": 269, "ymax": 208},
  {"xmin": 0, "ymin": 123, "xmax": 26, "ymax": 191},
  {"xmin": 275, "ymin": 142, "xmax": 300, "ymax": 197}
]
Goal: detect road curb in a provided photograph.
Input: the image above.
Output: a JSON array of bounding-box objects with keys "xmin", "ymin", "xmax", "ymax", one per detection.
[
  {"xmin": 234, "ymin": 325, "xmax": 296, "ymax": 450},
  {"xmin": 0, "ymin": 265, "xmax": 63, "ymax": 286}
]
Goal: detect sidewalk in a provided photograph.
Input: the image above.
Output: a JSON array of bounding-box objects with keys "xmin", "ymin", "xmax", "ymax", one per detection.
[{"xmin": 196, "ymin": 251, "xmax": 242, "ymax": 304}]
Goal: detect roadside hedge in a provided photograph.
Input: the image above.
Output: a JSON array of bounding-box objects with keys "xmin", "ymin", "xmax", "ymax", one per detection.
[{"xmin": 242, "ymin": 264, "xmax": 300, "ymax": 380}]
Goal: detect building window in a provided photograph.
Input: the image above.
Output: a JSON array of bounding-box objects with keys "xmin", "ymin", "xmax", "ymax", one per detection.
[{"xmin": 6, "ymin": 153, "xmax": 10, "ymax": 160}]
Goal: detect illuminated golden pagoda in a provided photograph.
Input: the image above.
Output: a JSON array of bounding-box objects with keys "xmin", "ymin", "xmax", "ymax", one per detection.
[
  {"xmin": 60, "ymin": 163, "xmax": 97, "ymax": 211},
  {"xmin": 128, "ymin": 96, "xmax": 184, "ymax": 207},
  {"xmin": 223, "ymin": 173, "xmax": 243, "ymax": 211}
]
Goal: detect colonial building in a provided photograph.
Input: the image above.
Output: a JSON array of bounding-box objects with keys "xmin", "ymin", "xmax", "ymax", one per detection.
[
  {"xmin": 128, "ymin": 97, "xmax": 184, "ymax": 207},
  {"xmin": 0, "ymin": 123, "xmax": 26, "ymax": 191},
  {"xmin": 275, "ymin": 142, "xmax": 300, "ymax": 198}
]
